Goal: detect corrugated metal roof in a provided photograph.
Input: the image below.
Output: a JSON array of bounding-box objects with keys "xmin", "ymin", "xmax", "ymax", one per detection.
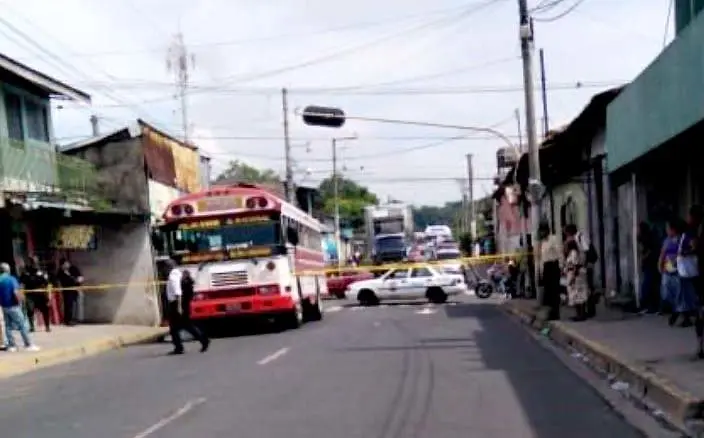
[
  {"xmin": 0, "ymin": 52, "xmax": 91, "ymax": 103},
  {"xmin": 143, "ymin": 132, "xmax": 177, "ymax": 188}
]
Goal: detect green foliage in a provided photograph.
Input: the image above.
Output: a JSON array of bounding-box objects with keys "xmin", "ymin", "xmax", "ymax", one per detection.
[
  {"xmin": 413, "ymin": 196, "xmax": 495, "ymax": 238},
  {"xmin": 318, "ymin": 176, "xmax": 378, "ymax": 229},
  {"xmin": 413, "ymin": 201, "xmax": 463, "ymax": 233},
  {"xmin": 458, "ymin": 232, "xmax": 474, "ymax": 255},
  {"xmin": 213, "ymin": 160, "xmax": 280, "ymax": 184}
]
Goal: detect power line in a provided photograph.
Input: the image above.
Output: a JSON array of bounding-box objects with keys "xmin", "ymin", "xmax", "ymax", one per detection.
[
  {"xmin": 60, "ymin": 55, "xmax": 521, "ymax": 90},
  {"xmin": 533, "ymin": 0, "xmax": 587, "ymax": 22},
  {"xmin": 0, "ymin": 10, "xmax": 170, "ymax": 130},
  {"xmin": 13, "ymin": 3, "xmax": 489, "ymax": 60},
  {"xmin": 202, "ymin": 0, "xmax": 508, "ymax": 88},
  {"xmin": 57, "ymin": 80, "xmax": 623, "ymax": 108}
]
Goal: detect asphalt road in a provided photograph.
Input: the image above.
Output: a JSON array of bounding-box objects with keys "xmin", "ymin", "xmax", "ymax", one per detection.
[{"xmin": 0, "ymin": 299, "xmax": 645, "ymax": 438}]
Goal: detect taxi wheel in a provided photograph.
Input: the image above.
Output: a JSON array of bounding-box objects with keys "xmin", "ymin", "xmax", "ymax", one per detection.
[
  {"xmin": 358, "ymin": 289, "xmax": 379, "ymax": 306},
  {"xmin": 426, "ymin": 287, "xmax": 448, "ymax": 304}
]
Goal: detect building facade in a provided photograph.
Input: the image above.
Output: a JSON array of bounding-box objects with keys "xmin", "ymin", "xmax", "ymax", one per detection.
[
  {"xmin": 605, "ymin": 5, "xmax": 704, "ymax": 306},
  {"xmin": 59, "ymin": 120, "xmax": 207, "ymax": 325}
]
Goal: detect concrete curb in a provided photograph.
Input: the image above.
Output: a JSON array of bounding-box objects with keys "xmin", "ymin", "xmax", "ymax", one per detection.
[
  {"xmin": 502, "ymin": 302, "xmax": 704, "ymax": 432},
  {"xmin": 0, "ymin": 327, "xmax": 168, "ymax": 379}
]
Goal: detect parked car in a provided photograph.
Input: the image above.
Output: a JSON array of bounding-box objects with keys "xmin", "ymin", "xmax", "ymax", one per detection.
[
  {"xmin": 347, "ymin": 265, "xmax": 467, "ymax": 306},
  {"xmin": 326, "ymin": 270, "xmax": 375, "ymax": 299}
]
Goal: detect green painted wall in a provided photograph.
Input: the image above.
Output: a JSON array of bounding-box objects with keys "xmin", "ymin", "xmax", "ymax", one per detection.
[
  {"xmin": 606, "ymin": 10, "xmax": 704, "ymax": 172},
  {"xmin": 676, "ymin": 0, "xmax": 704, "ymax": 35}
]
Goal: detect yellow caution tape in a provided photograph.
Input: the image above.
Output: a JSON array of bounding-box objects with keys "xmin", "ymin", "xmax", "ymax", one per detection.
[{"xmin": 18, "ymin": 252, "xmax": 531, "ymax": 294}]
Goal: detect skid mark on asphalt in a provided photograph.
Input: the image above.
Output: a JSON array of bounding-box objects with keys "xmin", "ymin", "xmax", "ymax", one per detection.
[
  {"xmin": 132, "ymin": 397, "xmax": 206, "ymax": 438},
  {"xmin": 257, "ymin": 347, "xmax": 290, "ymax": 365}
]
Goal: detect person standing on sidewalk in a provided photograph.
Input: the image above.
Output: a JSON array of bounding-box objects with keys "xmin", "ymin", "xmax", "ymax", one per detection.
[
  {"xmin": 0, "ymin": 263, "xmax": 39, "ymax": 352},
  {"xmin": 637, "ymin": 222, "xmax": 661, "ymax": 314},
  {"xmin": 165, "ymin": 260, "xmax": 209, "ymax": 355},
  {"xmin": 21, "ymin": 256, "xmax": 51, "ymax": 332},
  {"xmin": 685, "ymin": 205, "xmax": 704, "ymax": 359},
  {"xmin": 56, "ymin": 259, "xmax": 83, "ymax": 326},
  {"xmin": 537, "ymin": 221, "xmax": 562, "ymax": 321},
  {"xmin": 563, "ymin": 233, "xmax": 589, "ymax": 321}
]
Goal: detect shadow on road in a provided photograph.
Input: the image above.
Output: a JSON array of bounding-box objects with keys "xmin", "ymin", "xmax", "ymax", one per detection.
[{"xmin": 441, "ymin": 302, "xmax": 642, "ymax": 438}]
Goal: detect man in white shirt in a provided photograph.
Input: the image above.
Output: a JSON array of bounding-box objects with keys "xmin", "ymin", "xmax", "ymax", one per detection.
[{"xmin": 165, "ymin": 259, "xmax": 209, "ymax": 355}]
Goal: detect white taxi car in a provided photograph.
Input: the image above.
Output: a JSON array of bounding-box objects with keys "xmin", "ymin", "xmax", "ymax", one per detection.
[{"xmin": 347, "ymin": 265, "xmax": 467, "ymax": 306}]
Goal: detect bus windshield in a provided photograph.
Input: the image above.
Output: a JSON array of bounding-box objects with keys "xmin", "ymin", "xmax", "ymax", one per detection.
[{"xmin": 170, "ymin": 220, "xmax": 282, "ymax": 253}]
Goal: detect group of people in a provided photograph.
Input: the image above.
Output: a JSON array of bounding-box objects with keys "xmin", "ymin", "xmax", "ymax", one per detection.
[
  {"xmin": 637, "ymin": 205, "xmax": 704, "ymax": 358},
  {"xmin": 538, "ymin": 223, "xmax": 599, "ymax": 322},
  {"xmin": 0, "ymin": 256, "xmax": 84, "ymax": 352}
]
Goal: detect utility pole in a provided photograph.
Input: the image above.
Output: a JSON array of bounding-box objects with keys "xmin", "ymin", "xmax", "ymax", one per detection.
[
  {"xmin": 332, "ymin": 138, "xmax": 341, "ymax": 268},
  {"xmin": 282, "ymin": 88, "xmax": 294, "ymax": 204},
  {"xmin": 466, "ymin": 154, "xmax": 474, "ymax": 237},
  {"xmin": 518, "ymin": 0, "xmax": 542, "ymax": 301},
  {"xmin": 167, "ymin": 32, "xmax": 195, "ymax": 145},
  {"xmin": 539, "ymin": 48, "xmax": 550, "ymax": 137}
]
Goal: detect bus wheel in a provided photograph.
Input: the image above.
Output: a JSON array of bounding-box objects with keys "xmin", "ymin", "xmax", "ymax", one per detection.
[
  {"xmin": 303, "ymin": 296, "xmax": 323, "ymax": 322},
  {"xmin": 281, "ymin": 304, "xmax": 303, "ymax": 330}
]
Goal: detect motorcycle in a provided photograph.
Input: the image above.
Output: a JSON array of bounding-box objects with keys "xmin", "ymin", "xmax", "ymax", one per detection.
[{"xmin": 465, "ymin": 263, "xmax": 495, "ymax": 299}]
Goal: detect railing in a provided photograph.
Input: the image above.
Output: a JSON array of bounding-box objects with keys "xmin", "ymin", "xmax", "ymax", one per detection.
[{"xmin": 0, "ymin": 136, "xmax": 99, "ymax": 199}]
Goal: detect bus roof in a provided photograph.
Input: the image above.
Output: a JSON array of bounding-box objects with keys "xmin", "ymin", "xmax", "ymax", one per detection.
[{"xmin": 162, "ymin": 183, "xmax": 322, "ymax": 231}]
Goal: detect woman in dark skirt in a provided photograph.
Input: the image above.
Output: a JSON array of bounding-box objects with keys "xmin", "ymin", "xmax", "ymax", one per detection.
[{"xmin": 538, "ymin": 221, "xmax": 563, "ymax": 320}]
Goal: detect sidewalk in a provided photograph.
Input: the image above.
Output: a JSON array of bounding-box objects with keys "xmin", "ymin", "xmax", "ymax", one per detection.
[
  {"xmin": 0, "ymin": 324, "xmax": 167, "ymax": 379},
  {"xmin": 503, "ymin": 299, "xmax": 704, "ymax": 434}
]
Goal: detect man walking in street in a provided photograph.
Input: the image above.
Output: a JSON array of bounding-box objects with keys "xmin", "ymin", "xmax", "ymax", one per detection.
[
  {"xmin": 165, "ymin": 259, "xmax": 209, "ymax": 355},
  {"xmin": 0, "ymin": 262, "xmax": 39, "ymax": 352}
]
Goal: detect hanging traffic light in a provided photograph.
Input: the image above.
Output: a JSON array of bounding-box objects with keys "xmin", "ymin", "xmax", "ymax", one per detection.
[{"xmin": 301, "ymin": 105, "xmax": 346, "ymax": 128}]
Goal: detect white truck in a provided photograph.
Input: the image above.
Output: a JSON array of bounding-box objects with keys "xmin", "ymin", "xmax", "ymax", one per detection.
[{"xmin": 363, "ymin": 203, "xmax": 414, "ymax": 264}]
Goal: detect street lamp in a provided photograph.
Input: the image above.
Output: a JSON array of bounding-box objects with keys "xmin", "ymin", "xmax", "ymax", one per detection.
[
  {"xmin": 331, "ymin": 135, "xmax": 357, "ymax": 268},
  {"xmin": 300, "ymin": 105, "xmax": 543, "ymax": 295}
]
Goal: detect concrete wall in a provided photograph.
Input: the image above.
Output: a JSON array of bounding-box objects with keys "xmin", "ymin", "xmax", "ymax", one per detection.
[
  {"xmin": 148, "ymin": 179, "xmax": 183, "ymax": 223},
  {"xmin": 64, "ymin": 138, "xmax": 149, "ymax": 213},
  {"xmin": 73, "ymin": 220, "xmax": 160, "ymax": 326}
]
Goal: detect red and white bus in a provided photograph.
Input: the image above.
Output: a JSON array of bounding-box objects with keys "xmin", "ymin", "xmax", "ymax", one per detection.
[{"xmin": 155, "ymin": 183, "xmax": 327, "ymax": 329}]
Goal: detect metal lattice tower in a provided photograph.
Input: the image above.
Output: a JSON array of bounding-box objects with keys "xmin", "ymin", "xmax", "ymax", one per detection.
[{"xmin": 166, "ymin": 32, "xmax": 196, "ymax": 145}]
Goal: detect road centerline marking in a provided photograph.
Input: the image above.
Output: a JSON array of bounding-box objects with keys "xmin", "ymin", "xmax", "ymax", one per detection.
[
  {"xmin": 257, "ymin": 347, "xmax": 290, "ymax": 365},
  {"xmin": 132, "ymin": 397, "xmax": 206, "ymax": 438}
]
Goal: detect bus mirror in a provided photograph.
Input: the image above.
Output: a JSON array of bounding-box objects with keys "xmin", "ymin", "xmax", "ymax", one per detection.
[{"xmin": 287, "ymin": 227, "xmax": 299, "ymax": 246}]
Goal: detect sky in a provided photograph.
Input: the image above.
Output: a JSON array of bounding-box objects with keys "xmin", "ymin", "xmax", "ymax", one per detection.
[{"xmin": 0, "ymin": 0, "xmax": 673, "ymax": 206}]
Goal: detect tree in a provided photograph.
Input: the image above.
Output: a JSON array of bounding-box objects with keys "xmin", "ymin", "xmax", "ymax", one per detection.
[
  {"xmin": 458, "ymin": 232, "xmax": 474, "ymax": 255},
  {"xmin": 318, "ymin": 176, "xmax": 378, "ymax": 229},
  {"xmin": 413, "ymin": 195, "xmax": 494, "ymax": 238},
  {"xmin": 213, "ymin": 160, "xmax": 280, "ymax": 185}
]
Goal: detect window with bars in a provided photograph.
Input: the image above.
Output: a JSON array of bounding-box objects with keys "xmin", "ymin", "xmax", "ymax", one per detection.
[
  {"xmin": 2, "ymin": 88, "xmax": 51, "ymax": 146},
  {"xmin": 4, "ymin": 91, "xmax": 24, "ymax": 144}
]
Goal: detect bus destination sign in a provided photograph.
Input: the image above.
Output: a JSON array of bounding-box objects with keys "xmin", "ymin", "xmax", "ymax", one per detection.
[
  {"xmin": 177, "ymin": 215, "xmax": 271, "ymax": 230},
  {"xmin": 179, "ymin": 246, "xmax": 274, "ymax": 264}
]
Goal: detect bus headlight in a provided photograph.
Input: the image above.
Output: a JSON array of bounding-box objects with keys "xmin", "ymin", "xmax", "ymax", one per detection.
[{"xmin": 257, "ymin": 285, "xmax": 280, "ymax": 295}]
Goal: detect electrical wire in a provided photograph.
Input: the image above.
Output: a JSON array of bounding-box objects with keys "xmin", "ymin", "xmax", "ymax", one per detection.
[
  {"xmin": 56, "ymin": 80, "xmax": 623, "ymax": 108},
  {"xmin": 15, "ymin": 3, "xmax": 491, "ymax": 60},
  {"xmin": 200, "ymin": 0, "xmax": 508, "ymax": 88},
  {"xmin": 530, "ymin": 0, "xmax": 568, "ymax": 13},
  {"xmin": 533, "ymin": 0, "xmax": 587, "ymax": 22},
  {"xmin": 0, "ymin": 11, "xmax": 169, "ymax": 129}
]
